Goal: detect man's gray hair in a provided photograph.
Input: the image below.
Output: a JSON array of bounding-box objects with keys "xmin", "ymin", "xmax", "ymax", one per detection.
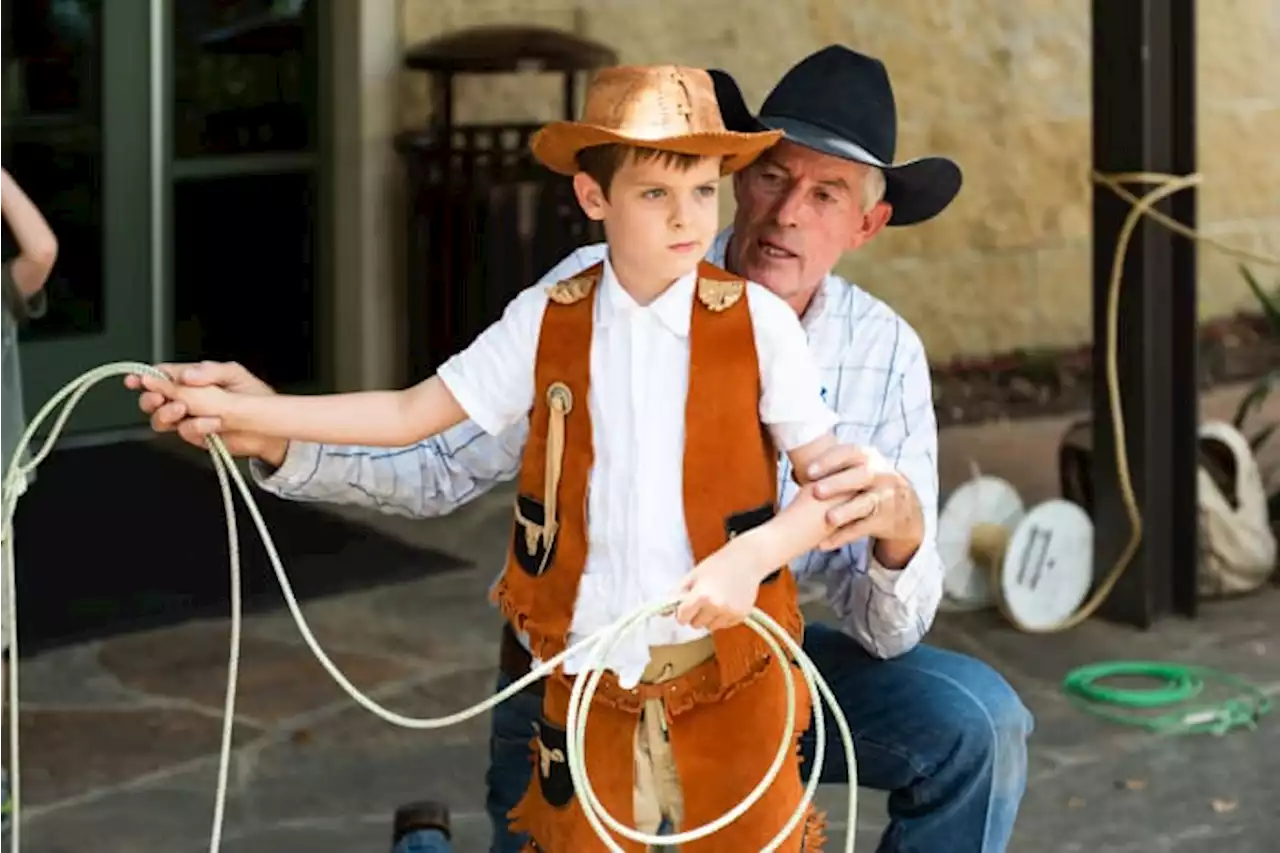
[{"xmin": 861, "ymin": 165, "xmax": 887, "ymax": 213}]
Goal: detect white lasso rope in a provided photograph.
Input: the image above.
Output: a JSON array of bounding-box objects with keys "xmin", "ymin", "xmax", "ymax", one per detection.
[{"xmin": 1, "ymin": 362, "xmax": 859, "ymax": 852}]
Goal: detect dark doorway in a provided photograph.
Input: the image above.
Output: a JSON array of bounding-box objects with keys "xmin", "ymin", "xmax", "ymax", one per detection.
[{"xmin": 169, "ymin": 0, "xmax": 325, "ymax": 390}]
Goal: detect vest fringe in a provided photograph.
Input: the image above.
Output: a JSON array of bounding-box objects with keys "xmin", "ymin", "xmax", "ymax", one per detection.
[{"xmin": 801, "ymin": 805, "xmax": 829, "ymax": 852}]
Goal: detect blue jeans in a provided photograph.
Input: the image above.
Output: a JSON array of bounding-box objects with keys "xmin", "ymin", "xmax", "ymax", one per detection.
[
  {"xmin": 390, "ymin": 828, "xmax": 450, "ymax": 853},
  {"xmin": 484, "ymin": 623, "xmax": 1032, "ymax": 853}
]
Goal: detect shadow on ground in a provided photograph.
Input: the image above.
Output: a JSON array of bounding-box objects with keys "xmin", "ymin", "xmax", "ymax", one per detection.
[{"xmin": 8, "ymin": 438, "xmax": 470, "ymax": 654}]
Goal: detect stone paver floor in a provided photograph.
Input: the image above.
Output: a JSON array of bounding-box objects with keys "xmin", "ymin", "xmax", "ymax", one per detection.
[
  {"xmin": 10, "ymin": 555, "xmax": 1279, "ymax": 853},
  {"xmin": 6, "ymin": 384, "xmax": 1279, "ymax": 852}
]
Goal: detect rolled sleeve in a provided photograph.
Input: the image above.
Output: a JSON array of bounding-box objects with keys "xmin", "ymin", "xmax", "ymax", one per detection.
[
  {"xmin": 746, "ymin": 283, "xmax": 838, "ymax": 451},
  {"xmin": 251, "ymin": 441, "xmax": 321, "ymax": 490},
  {"xmin": 435, "ymin": 285, "xmax": 547, "ymax": 437},
  {"xmin": 866, "ymin": 543, "xmax": 930, "ymax": 599}
]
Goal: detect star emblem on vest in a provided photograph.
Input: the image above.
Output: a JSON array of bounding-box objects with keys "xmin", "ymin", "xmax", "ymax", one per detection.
[{"xmin": 696, "ymin": 277, "xmax": 744, "ymax": 311}]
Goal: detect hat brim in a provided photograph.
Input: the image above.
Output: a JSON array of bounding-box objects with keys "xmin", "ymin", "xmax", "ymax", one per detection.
[
  {"xmin": 758, "ymin": 116, "xmax": 961, "ymax": 226},
  {"xmin": 530, "ymin": 122, "xmax": 782, "ymax": 177},
  {"xmin": 709, "ymin": 68, "xmax": 759, "ymax": 136}
]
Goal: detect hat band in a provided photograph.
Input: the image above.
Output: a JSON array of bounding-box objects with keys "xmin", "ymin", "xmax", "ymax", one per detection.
[{"xmin": 757, "ymin": 115, "xmax": 890, "ymax": 169}]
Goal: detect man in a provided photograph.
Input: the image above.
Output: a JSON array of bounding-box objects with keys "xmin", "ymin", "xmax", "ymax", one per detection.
[{"xmin": 132, "ymin": 46, "xmax": 1032, "ymax": 853}]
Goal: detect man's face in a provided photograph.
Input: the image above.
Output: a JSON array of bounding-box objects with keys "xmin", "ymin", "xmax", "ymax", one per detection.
[
  {"xmin": 729, "ymin": 140, "xmax": 892, "ymax": 312},
  {"xmin": 574, "ymin": 152, "xmax": 722, "ymax": 289}
]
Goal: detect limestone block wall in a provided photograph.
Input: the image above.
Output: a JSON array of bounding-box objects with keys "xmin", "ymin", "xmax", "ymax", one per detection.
[{"xmin": 398, "ymin": 0, "xmax": 1280, "ymax": 364}]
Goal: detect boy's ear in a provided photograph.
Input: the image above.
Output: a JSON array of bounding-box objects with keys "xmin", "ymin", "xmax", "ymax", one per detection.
[{"xmin": 573, "ymin": 172, "xmax": 608, "ymax": 220}]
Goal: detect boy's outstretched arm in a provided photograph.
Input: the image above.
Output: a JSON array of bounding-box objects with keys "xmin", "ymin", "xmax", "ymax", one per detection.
[
  {"xmin": 139, "ymin": 373, "xmax": 468, "ymax": 448},
  {"xmin": 140, "ymin": 280, "xmax": 550, "ymax": 449}
]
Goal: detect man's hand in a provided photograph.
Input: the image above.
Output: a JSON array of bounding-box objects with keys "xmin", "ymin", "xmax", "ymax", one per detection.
[
  {"xmin": 124, "ymin": 361, "xmax": 288, "ymax": 467},
  {"xmin": 805, "ymin": 444, "xmax": 925, "ymax": 566}
]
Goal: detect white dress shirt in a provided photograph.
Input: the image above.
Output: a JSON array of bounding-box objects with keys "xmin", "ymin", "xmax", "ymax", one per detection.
[
  {"xmin": 434, "ymin": 256, "xmax": 836, "ymax": 687},
  {"xmin": 254, "ymin": 227, "xmax": 945, "ymax": 663}
]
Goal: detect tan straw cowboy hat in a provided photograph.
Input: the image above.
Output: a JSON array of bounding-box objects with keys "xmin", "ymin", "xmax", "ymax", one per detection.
[{"xmin": 530, "ymin": 65, "xmax": 783, "ymax": 177}]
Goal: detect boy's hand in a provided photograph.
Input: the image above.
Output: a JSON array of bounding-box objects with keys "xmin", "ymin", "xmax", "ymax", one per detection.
[
  {"xmin": 125, "ymin": 362, "xmax": 287, "ymax": 465},
  {"xmin": 673, "ymin": 549, "xmax": 764, "ymax": 632},
  {"xmin": 137, "ymin": 372, "xmax": 236, "ymax": 422}
]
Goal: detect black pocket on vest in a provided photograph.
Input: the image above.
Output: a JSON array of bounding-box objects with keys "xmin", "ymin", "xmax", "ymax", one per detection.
[
  {"xmin": 511, "ymin": 493, "xmax": 557, "ymax": 576},
  {"xmin": 725, "ymin": 501, "xmax": 782, "ymax": 584},
  {"xmin": 534, "ymin": 717, "xmax": 573, "ymax": 808}
]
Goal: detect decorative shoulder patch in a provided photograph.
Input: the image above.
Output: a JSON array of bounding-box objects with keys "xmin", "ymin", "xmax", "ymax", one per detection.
[
  {"xmin": 697, "ymin": 276, "xmax": 745, "ymax": 311},
  {"xmin": 547, "ymin": 274, "xmax": 597, "ymax": 305}
]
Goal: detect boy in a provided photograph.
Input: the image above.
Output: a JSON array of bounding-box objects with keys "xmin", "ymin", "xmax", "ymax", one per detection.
[{"xmin": 142, "ymin": 65, "xmax": 838, "ymax": 851}]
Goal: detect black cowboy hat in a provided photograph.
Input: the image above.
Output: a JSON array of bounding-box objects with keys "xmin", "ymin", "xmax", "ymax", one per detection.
[{"xmin": 710, "ymin": 45, "xmax": 962, "ymax": 226}]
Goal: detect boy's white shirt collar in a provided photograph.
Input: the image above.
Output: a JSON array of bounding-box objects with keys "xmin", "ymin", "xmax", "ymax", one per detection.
[{"xmin": 597, "ymin": 252, "xmax": 699, "ymax": 338}]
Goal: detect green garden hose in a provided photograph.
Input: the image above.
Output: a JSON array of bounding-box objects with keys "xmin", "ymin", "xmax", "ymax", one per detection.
[{"xmin": 1061, "ymin": 661, "xmax": 1272, "ymax": 736}]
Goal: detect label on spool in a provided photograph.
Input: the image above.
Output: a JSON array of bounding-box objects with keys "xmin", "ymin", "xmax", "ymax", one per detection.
[{"xmin": 999, "ymin": 499, "xmax": 1094, "ymax": 630}]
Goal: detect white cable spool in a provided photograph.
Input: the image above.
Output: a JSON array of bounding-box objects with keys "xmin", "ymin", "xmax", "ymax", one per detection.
[
  {"xmin": 937, "ymin": 471, "xmax": 1095, "ymax": 631},
  {"xmin": 997, "ymin": 499, "xmax": 1095, "ymax": 630},
  {"xmin": 937, "ymin": 474, "xmax": 1025, "ymax": 611}
]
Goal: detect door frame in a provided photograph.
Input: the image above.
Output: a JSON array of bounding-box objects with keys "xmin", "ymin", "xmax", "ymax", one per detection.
[{"xmin": 15, "ymin": 0, "xmax": 167, "ymax": 444}]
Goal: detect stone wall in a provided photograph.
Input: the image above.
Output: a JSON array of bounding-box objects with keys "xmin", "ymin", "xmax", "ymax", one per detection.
[{"xmin": 398, "ymin": 0, "xmax": 1280, "ymax": 364}]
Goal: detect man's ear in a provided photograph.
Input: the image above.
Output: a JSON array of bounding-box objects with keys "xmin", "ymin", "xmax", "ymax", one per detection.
[
  {"xmin": 847, "ymin": 200, "xmax": 892, "ymax": 251},
  {"xmin": 573, "ymin": 172, "xmax": 608, "ymax": 220}
]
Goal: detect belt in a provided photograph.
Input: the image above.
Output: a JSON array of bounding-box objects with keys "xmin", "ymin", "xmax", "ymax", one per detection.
[
  {"xmin": 498, "ymin": 623, "xmax": 717, "ymax": 694},
  {"xmin": 639, "ymin": 635, "xmax": 716, "ymax": 684}
]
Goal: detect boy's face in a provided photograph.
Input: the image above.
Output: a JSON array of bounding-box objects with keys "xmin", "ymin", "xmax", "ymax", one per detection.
[{"xmin": 573, "ymin": 153, "xmax": 722, "ymax": 285}]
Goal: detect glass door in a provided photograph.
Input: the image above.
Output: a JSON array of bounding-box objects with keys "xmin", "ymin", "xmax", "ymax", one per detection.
[{"xmin": 2, "ymin": 0, "xmax": 158, "ymax": 436}]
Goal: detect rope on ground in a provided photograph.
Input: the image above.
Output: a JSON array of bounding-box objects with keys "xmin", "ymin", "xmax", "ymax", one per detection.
[
  {"xmin": 0, "ymin": 362, "xmax": 859, "ymax": 853},
  {"xmin": 1060, "ymin": 660, "xmax": 1272, "ymax": 736}
]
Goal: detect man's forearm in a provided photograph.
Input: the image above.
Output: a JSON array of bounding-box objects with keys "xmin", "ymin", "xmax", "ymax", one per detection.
[
  {"xmin": 873, "ymin": 532, "xmax": 922, "ymax": 571},
  {"xmin": 253, "ymin": 418, "xmax": 528, "ymax": 520},
  {"xmin": 811, "ymin": 539, "xmax": 944, "ymax": 659}
]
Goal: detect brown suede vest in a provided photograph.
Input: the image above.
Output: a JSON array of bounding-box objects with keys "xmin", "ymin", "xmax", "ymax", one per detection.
[{"xmin": 490, "ymin": 260, "xmax": 805, "ymax": 712}]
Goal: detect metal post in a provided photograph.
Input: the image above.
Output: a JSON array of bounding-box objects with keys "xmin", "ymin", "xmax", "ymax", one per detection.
[{"xmin": 1090, "ymin": 0, "xmax": 1199, "ymax": 628}]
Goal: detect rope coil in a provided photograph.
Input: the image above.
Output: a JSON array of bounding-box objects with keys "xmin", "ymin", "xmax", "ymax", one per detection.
[
  {"xmin": 1, "ymin": 362, "xmax": 859, "ymax": 853},
  {"xmin": 1061, "ymin": 661, "xmax": 1271, "ymax": 737}
]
